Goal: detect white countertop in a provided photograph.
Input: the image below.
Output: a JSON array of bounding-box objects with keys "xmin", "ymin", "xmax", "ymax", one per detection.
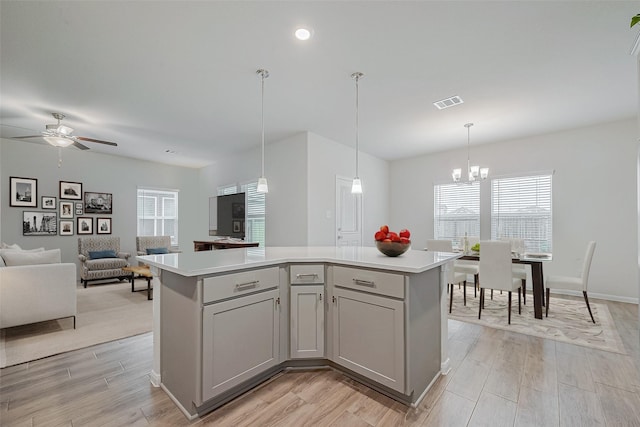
[{"xmin": 138, "ymin": 246, "xmax": 461, "ymax": 277}]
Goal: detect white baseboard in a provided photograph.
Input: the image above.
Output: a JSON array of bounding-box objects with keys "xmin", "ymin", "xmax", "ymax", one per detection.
[
  {"xmin": 440, "ymin": 358, "xmax": 451, "ymax": 375},
  {"xmin": 160, "ymin": 383, "xmax": 199, "ymax": 421},
  {"xmin": 150, "ymin": 370, "xmax": 161, "ymax": 387},
  {"xmin": 550, "ymin": 289, "xmax": 638, "ymax": 305}
]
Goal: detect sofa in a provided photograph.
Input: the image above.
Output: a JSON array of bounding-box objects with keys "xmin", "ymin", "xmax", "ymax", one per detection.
[
  {"xmin": 78, "ymin": 237, "xmax": 131, "ymax": 287},
  {"xmin": 0, "ymin": 247, "xmax": 77, "ymax": 329}
]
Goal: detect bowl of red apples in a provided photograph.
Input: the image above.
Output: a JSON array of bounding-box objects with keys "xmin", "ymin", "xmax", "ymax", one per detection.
[{"xmin": 374, "ymin": 225, "xmax": 411, "ymax": 257}]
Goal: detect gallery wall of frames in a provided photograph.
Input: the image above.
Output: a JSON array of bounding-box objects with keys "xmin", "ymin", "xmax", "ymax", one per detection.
[{"xmin": 10, "ymin": 176, "xmax": 113, "ymax": 237}]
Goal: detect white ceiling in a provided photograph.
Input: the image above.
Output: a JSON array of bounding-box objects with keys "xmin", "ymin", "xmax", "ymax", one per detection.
[{"xmin": 1, "ymin": 1, "xmax": 638, "ymax": 168}]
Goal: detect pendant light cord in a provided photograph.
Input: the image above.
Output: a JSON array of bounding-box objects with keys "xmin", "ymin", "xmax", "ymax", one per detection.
[
  {"xmin": 355, "ymin": 75, "xmax": 359, "ymax": 177},
  {"xmin": 261, "ymin": 71, "xmax": 266, "ymax": 178}
]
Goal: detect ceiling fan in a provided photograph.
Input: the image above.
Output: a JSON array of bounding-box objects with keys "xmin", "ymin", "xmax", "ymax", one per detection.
[{"xmin": 14, "ymin": 112, "xmax": 117, "ymax": 150}]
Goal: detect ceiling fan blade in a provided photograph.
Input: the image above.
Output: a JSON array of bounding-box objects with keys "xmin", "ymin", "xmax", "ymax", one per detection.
[
  {"xmin": 72, "ymin": 141, "xmax": 90, "ymax": 150},
  {"xmin": 75, "ymin": 136, "xmax": 117, "ymax": 146},
  {"xmin": 13, "ymin": 135, "xmax": 44, "ymax": 139}
]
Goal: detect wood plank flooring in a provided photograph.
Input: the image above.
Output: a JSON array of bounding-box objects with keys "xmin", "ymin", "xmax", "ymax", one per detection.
[{"xmin": 1, "ymin": 297, "xmax": 638, "ymax": 426}]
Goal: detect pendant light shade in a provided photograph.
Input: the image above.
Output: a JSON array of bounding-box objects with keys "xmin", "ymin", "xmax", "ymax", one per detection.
[
  {"xmin": 351, "ymin": 72, "xmax": 364, "ymax": 194},
  {"xmin": 256, "ymin": 69, "xmax": 269, "ymax": 193}
]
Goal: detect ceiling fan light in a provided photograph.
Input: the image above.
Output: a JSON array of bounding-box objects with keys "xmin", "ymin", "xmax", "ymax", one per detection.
[
  {"xmin": 480, "ymin": 168, "xmax": 489, "ymax": 179},
  {"xmin": 44, "ymin": 136, "xmax": 73, "ymax": 147},
  {"xmin": 257, "ymin": 177, "xmax": 269, "ymax": 193},
  {"xmin": 56, "ymin": 124, "xmax": 74, "ymax": 135},
  {"xmin": 452, "ymin": 168, "xmax": 462, "ymax": 182}
]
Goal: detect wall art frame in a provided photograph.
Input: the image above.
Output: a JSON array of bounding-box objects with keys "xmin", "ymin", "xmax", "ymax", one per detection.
[
  {"xmin": 59, "ymin": 181, "xmax": 83, "ymax": 200},
  {"xmin": 41, "ymin": 196, "xmax": 57, "ymax": 210},
  {"xmin": 23, "ymin": 211, "xmax": 57, "ymax": 236},
  {"xmin": 59, "ymin": 220, "xmax": 74, "ymax": 236},
  {"xmin": 96, "ymin": 217, "xmax": 112, "ymax": 234},
  {"xmin": 10, "ymin": 176, "xmax": 38, "ymax": 207},
  {"xmin": 60, "ymin": 201, "xmax": 74, "ymax": 218},
  {"xmin": 84, "ymin": 192, "xmax": 112, "ymax": 214},
  {"xmin": 77, "ymin": 216, "xmax": 93, "ymax": 234}
]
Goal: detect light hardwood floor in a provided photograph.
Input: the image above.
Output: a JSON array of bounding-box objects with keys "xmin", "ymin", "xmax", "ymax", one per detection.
[{"xmin": 1, "ymin": 297, "xmax": 638, "ymax": 426}]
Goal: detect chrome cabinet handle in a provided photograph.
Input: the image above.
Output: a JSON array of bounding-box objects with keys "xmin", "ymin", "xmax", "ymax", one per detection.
[
  {"xmin": 353, "ymin": 278, "xmax": 375, "ymax": 287},
  {"xmin": 296, "ymin": 273, "xmax": 318, "ymax": 279},
  {"xmin": 235, "ymin": 280, "xmax": 259, "ymax": 290}
]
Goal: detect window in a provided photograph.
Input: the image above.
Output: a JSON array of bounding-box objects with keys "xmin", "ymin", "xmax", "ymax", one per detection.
[
  {"xmin": 434, "ymin": 182, "xmax": 480, "ymax": 247},
  {"xmin": 491, "ymin": 174, "xmax": 552, "ymax": 253},
  {"xmin": 137, "ymin": 188, "xmax": 179, "ymax": 245},
  {"xmin": 217, "ymin": 181, "xmax": 265, "ymax": 247}
]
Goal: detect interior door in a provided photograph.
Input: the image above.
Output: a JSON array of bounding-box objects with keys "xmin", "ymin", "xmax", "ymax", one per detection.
[{"xmin": 335, "ymin": 176, "xmax": 362, "ymax": 246}]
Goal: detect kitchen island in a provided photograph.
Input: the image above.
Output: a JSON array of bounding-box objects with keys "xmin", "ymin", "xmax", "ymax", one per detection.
[{"xmin": 139, "ymin": 246, "xmax": 459, "ymax": 420}]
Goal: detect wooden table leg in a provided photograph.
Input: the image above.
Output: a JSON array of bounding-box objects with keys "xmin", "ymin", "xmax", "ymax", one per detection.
[
  {"xmin": 130, "ymin": 273, "xmax": 135, "ymax": 292},
  {"xmin": 530, "ymin": 262, "xmax": 543, "ymax": 319}
]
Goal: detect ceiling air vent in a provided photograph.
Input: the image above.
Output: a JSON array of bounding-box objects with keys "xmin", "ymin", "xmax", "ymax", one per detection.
[{"xmin": 433, "ymin": 95, "xmax": 464, "ymax": 110}]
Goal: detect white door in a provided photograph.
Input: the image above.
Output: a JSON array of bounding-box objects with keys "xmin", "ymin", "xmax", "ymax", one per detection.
[{"xmin": 335, "ymin": 176, "xmax": 362, "ymax": 246}]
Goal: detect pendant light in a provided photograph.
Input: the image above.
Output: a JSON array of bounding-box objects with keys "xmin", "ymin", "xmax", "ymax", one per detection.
[
  {"xmin": 452, "ymin": 123, "xmax": 488, "ymax": 183},
  {"xmin": 351, "ymin": 72, "xmax": 364, "ymax": 194},
  {"xmin": 256, "ymin": 69, "xmax": 269, "ymax": 193}
]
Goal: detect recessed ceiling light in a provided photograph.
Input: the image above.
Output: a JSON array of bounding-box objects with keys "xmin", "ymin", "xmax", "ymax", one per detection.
[
  {"xmin": 294, "ymin": 28, "xmax": 311, "ymax": 41},
  {"xmin": 433, "ymin": 95, "xmax": 464, "ymax": 110},
  {"xmin": 165, "ymin": 149, "xmax": 177, "ymax": 154}
]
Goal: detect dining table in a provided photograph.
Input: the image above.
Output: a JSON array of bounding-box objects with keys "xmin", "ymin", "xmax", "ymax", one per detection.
[{"xmin": 458, "ymin": 252, "xmax": 552, "ymax": 319}]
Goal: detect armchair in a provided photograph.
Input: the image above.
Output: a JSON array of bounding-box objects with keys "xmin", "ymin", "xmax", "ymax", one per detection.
[{"xmin": 78, "ymin": 237, "xmax": 130, "ymax": 287}]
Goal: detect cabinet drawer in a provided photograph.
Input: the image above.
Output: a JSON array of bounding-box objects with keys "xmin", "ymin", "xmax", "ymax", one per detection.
[
  {"xmin": 290, "ymin": 264, "xmax": 325, "ymax": 284},
  {"xmin": 203, "ymin": 267, "xmax": 279, "ymax": 303},
  {"xmin": 333, "ymin": 265, "xmax": 404, "ymax": 299}
]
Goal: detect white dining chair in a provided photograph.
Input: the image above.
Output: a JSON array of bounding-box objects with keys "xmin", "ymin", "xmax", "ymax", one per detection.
[
  {"xmin": 545, "ymin": 241, "xmax": 597, "ymax": 323},
  {"xmin": 499, "ymin": 237, "xmax": 528, "ymax": 305},
  {"xmin": 478, "ymin": 240, "xmax": 522, "ymax": 324},
  {"xmin": 426, "ymin": 239, "xmax": 469, "ymax": 312},
  {"xmin": 456, "ymin": 236, "xmax": 480, "ymax": 297}
]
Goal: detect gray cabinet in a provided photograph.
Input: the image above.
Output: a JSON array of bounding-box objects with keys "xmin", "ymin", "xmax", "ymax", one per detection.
[
  {"xmin": 331, "ymin": 282, "xmax": 405, "ymax": 393},
  {"xmin": 290, "ymin": 285, "xmax": 324, "ymax": 358},
  {"xmin": 202, "ymin": 288, "xmax": 280, "ymax": 402}
]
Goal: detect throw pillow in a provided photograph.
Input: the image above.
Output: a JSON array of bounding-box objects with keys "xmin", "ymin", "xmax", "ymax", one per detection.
[
  {"xmin": 89, "ymin": 250, "xmax": 118, "ymax": 259},
  {"xmin": 146, "ymin": 247, "xmax": 169, "ymax": 255},
  {"xmin": 2, "ymin": 249, "xmax": 62, "ymax": 266}
]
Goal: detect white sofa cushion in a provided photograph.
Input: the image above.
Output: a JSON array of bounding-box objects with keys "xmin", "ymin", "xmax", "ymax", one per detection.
[
  {"xmin": 2, "ymin": 249, "xmax": 61, "ymax": 266},
  {"xmin": 1, "ymin": 242, "xmax": 21, "ymax": 250}
]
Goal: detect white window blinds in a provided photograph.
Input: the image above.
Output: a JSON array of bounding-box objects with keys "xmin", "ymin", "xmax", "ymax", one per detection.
[
  {"xmin": 491, "ymin": 174, "xmax": 552, "ymax": 254},
  {"xmin": 137, "ymin": 188, "xmax": 179, "ymax": 245},
  {"xmin": 434, "ymin": 182, "xmax": 480, "ymax": 247}
]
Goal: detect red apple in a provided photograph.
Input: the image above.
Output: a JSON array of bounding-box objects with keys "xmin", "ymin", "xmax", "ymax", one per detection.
[
  {"xmin": 400, "ymin": 237, "xmax": 410, "ymax": 244},
  {"xmin": 374, "ymin": 231, "xmax": 386, "ymax": 241},
  {"xmin": 399, "ymin": 229, "xmax": 411, "ymax": 239},
  {"xmin": 379, "ymin": 225, "xmax": 389, "ymax": 234}
]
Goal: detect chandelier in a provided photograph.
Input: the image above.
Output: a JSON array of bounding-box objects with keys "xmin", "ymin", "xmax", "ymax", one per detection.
[{"xmin": 452, "ymin": 123, "xmax": 488, "ymax": 183}]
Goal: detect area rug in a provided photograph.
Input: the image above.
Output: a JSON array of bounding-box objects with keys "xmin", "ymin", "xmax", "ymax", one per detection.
[
  {"xmin": 448, "ymin": 290, "xmax": 627, "ymax": 354},
  {"xmin": 0, "ymin": 281, "xmax": 153, "ymax": 368}
]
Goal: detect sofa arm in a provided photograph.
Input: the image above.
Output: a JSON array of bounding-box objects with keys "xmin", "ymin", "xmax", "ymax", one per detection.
[
  {"xmin": 137, "ymin": 251, "xmax": 146, "ymax": 256},
  {"xmin": 78, "ymin": 254, "xmax": 87, "ymax": 262},
  {"xmin": 118, "ymin": 252, "xmax": 131, "ymax": 260},
  {"xmin": 0, "ymin": 263, "xmax": 77, "ymax": 329}
]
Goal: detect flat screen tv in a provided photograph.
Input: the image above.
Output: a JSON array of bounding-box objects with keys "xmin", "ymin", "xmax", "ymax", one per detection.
[{"xmin": 216, "ymin": 193, "xmax": 245, "ymax": 238}]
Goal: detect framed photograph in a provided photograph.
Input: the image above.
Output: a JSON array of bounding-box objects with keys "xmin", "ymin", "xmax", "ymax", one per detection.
[
  {"xmin": 23, "ymin": 211, "xmax": 57, "ymax": 236},
  {"xmin": 84, "ymin": 192, "xmax": 112, "ymax": 214},
  {"xmin": 77, "ymin": 217, "xmax": 93, "ymax": 234},
  {"xmin": 96, "ymin": 217, "xmax": 112, "ymax": 234},
  {"xmin": 59, "ymin": 201, "xmax": 74, "ymax": 218},
  {"xmin": 10, "ymin": 177, "xmax": 38, "ymax": 207},
  {"xmin": 232, "ymin": 219, "xmax": 241, "ymax": 233},
  {"xmin": 41, "ymin": 196, "xmax": 57, "ymax": 210},
  {"xmin": 59, "ymin": 181, "xmax": 83, "ymax": 200},
  {"xmin": 59, "ymin": 220, "xmax": 74, "ymax": 236}
]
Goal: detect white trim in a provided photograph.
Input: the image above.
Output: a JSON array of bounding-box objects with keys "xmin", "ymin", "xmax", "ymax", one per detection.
[
  {"xmin": 137, "ymin": 185, "xmax": 180, "ymax": 193},
  {"xmin": 150, "ymin": 370, "xmax": 161, "ymax": 387},
  {"xmin": 160, "ymin": 383, "xmax": 199, "ymax": 421},
  {"xmin": 550, "ymin": 289, "xmax": 638, "ymax": 305},
  {"xmin": 411, "ymin": 371, "xmax": 441, "ymax": 408},
  {"xmin": 488, "ymin": 169, "xmax": 555, "ymax": 181}
]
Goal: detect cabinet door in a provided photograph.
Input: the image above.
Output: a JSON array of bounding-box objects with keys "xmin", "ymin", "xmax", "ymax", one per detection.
[
  {"xmin": 202, "ymin": 289, "xmax": 280, "ymax": 401},
  {"xmin": 290, "ymin": 285, "xmax": 324, "ymax": 359},
  {"xmin": 331, "ymin": 286, "xmax": 405, "ymax": 393}
]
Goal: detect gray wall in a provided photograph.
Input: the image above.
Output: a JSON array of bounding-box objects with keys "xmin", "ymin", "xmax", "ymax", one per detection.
[
  {"xmin": 390, "ymin": 118, "xmax": 638, "ymax": 302},
  {"xmin": 1, "ymin": 138, "xmax": 201, "ymax": 277}
]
